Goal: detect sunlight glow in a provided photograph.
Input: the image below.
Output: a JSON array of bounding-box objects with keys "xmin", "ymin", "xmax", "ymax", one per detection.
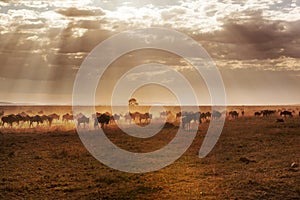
[{"xmin": 0, "ymin": 0, "xmax": 299, "ymax": 105}]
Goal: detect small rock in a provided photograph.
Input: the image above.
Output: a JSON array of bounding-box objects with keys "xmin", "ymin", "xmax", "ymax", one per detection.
[
  {"xmin": 239, "ymin": 157, "xmax": 256, "ymax": 164},
  {"xmin": 290, "ymin": 162, "xmax": 298, "ymax": 168}
]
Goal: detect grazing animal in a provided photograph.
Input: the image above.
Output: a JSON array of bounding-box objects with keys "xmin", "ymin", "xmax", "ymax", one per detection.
[
  {"xmin": 41, "ymin": 115, "xmax": 52, "ymax": 126},
  {"xmin": 15, "ymin": 114, "xmax": 24, "ymax": 125},
  {"xmin": 212, "ymin": 111, "xmax": 222, "ymax": 120},
  {"xmin": 138, "ymin": 113, "xmax": 152, "ymax": 124},
  {"xmin": 18, "ymin": 114, "xmax": 31, "ymax": 126},
  {"xmin": 299, "ymin": 111, "xmax": 300, "ymax": 117},
  {"xmin": 176, "ymin": 112, "xmax": 182, "ymax": 120},
  {"xmin": 94, "ymin": 117, "xmax": 99, "ymax": 129},
  {"xmin": 205, "ymin": 112, "xmax": 212, "ymax": 119},
  {"xmin": 229, "ymin": 111, "xmax": 239, "ymax": 118},
  {"xmin": 62, "ymin": 113, "xmax": 74, "ymax": 123},
  {"xmin": 261, "ymin": 110, "xmax": 276, "ymax": 117},
  {"xmin": 181, "ymin": 112, "xmax": 201, "ymax": 130},
  {"xmin": 280, "ymin": 111, "xmax": 293, "ymax": 118},
  {"xmin": 262, "ymin": 110, "xmax": 269, "ymax": 117},
  {"xmin": 48, "ymin": 113, "xmax": 60, "ymax": 121},
  {"xmin": 29, "ymin": 115, "xmax": 44, "ymax": 127},
  {"xmin": 254, "ymin": 112, "xmax": 261, "ymax": 117},
  {"xmin": 97, "ymin": 113, "xmax": 110, "ymax": 128},
  {"xmin": 180, "ymin": 112, "xmax": 201, "ymax": 124},
  {"xmin": 75, "ymin": 113, "xmax": 84, "ymax": 120},
  {"xmin": 241, "ymin": 110, "xmax": 245, "ymax": 117},
  {"xmin": 126, "ymin": 112, "xmax": 152, "ymax": 124},
  {"xmin": 77, "ymin": 115, "xmax": 89, "ymax": 127},
  {"xmin": 129, "ymin": 112, "xmax": 151, "ymax": 124},
  {"xmin": 110, "ymin": 114, "xmax": 121, "ymax": 124},
  {"xmin": 182, "ymin": 116, "xmax": 192, "ymax": 130},
  {"xmin": 270, "ymin": 110, "xmax": 277, "ymax": 115},
  {"xmin": 47, "ymin": 113, "xmax": 61, "ymax": 126},
  {"xmin": 200, "ymin": 112, "xmax": 207, "ymax": 123},
  {"xmin": 193, "ymin": 112, "xmax": 201, "ymax": 123},
  {"xmin": 1, "ymin": 114, "xmax": 19, "ymax": 127},
  {"xmin": 129, "ymin": 112, "xmax": 139, "ymax": 122}
]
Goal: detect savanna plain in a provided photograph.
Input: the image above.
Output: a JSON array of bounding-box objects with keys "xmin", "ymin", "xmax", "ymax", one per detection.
[{"xmin": 0, "ymin": 106, "xmax": 299, "ymax": 199}]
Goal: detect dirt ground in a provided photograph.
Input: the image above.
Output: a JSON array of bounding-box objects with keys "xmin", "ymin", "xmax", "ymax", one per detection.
[{"xmin": 0, "ymin": 107, "xmax": 299, "ymax": 199}]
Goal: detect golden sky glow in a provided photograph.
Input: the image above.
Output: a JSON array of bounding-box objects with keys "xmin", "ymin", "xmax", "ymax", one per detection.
[{"xmin": 0, "ymin": 0, "xmax": 299, "ymax": 105}]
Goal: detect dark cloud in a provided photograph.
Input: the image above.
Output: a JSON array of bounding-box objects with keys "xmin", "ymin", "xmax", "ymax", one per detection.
[{"xmin": 193, "ymin": 14, "xmax": 300, "ymax": 60}]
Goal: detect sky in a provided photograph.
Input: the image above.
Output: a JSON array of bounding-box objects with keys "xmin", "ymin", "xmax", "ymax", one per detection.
[{"xmin": 0, "ymin": 0, "xmax": 299, "ymax": 105}]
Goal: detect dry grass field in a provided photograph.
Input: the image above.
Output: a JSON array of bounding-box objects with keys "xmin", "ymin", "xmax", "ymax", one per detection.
[{"xmin": 0, "ymin": 106, "xmax": 299, "ymax": 199}]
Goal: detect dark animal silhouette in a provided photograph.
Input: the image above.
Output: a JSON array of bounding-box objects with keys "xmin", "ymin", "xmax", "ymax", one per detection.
[
  {"xmin": 176, "ymin": 112, "xmax": 182, "ymax": 120},
  {"xmin": 181, "ymin": 112, "xmax": 201, "ymax": 130},
  {"xmin": 182, "ymin": 116, "xmax": 192, "ymax": 130},
  {"xmin": 62, "ymin": 113, "xmax": 74, "ymax": 123},
  {"xmin": 15, "ymin": 114, "xmax": 24, "ymax": 125},
  {"xmin": 39, "ymin": 114, "xmax": 59, "ymax": 127},
  {"xmin": 241, "ymin": 110, "xmax": 245, "ymax": 117},
  {"xmin": 200, "ymin": 112, "xmax": 207, "ymax": 123},
  {"xmin": 18, "ymin": 114, "xmax": 31, "ymax": 126},
  {"xmin": 1, "ymin": 114, "xmax": 19, "ymax": 127},
  {"xmin": 138, "ymin": 113, "xmax": 152, "ymax": 124},
  {"xmin": 280, "ymin": 111, "xmax": 293, "ymax": 118},
  {"xmin": 254, "ymin": 112, "xmax": 261, "ymax": 117},
  {"xmin": 212, "ymin": 111, "xmax": 222, "ymax": 120},
  {"xmin": 97, "ymin": 113, "xmax": 110, "ymax": 128},
  {"xmin": 77, "ymin": 115, "xmax": 89, "ymax": 127},
  {"xmin": 110, "ymin": 114, "xmax": 121, "ymax": 124},
  {"xmin": 48, "ymin": 113, "xmax": 60, "ymax": 121},
  {"xmin": 262, "ymin": 110, "xmax": 276, "ymax": 117},
  {"xmin": 205, "ymin": 112, "xmax": 212, "ymax": 119},
  {"xmin": 129, "ymin": 112, "xmax": 140, "ymax": 122},
  {"xmin": 229, "ymin": 111, "xmax": 239, "ymax": 118},
  {"xmin": 29, "ymin": 115, "xmax": 44, "ymax": 127},
  {"xmin": 41, "ymin": 115, "xmax": 52, "ymax": 126}
]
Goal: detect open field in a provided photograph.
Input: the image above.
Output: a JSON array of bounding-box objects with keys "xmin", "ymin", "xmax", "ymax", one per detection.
[{"xmin": 0, "ymin": 106, "xmax": 299, "ymax": 199}]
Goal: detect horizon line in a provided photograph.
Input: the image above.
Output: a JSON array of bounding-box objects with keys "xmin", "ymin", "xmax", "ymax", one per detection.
[{"xmin": 0, "ymin": 103, "xmax": 299, "ymax": 107}]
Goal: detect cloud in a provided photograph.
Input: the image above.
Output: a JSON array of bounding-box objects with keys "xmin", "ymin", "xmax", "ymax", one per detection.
[
  {"xmin": 215, "ymin": 57, "xmax": 300, "ymax": 72},
  {"xmin": 0, "ymin": 0, "xmax": 299, "ymax": 104},
  {"xmin": 56, "ymin": 7, "xmax": 105, "ymax": 17},
  {"xmin": 190, "ymin": 13, "xmax": 300, "ymax": 60}
]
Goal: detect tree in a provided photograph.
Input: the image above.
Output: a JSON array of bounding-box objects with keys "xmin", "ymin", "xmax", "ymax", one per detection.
[{"xmin": 128, "ymin": 98, "xmax": 138, "ymax": 106}]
